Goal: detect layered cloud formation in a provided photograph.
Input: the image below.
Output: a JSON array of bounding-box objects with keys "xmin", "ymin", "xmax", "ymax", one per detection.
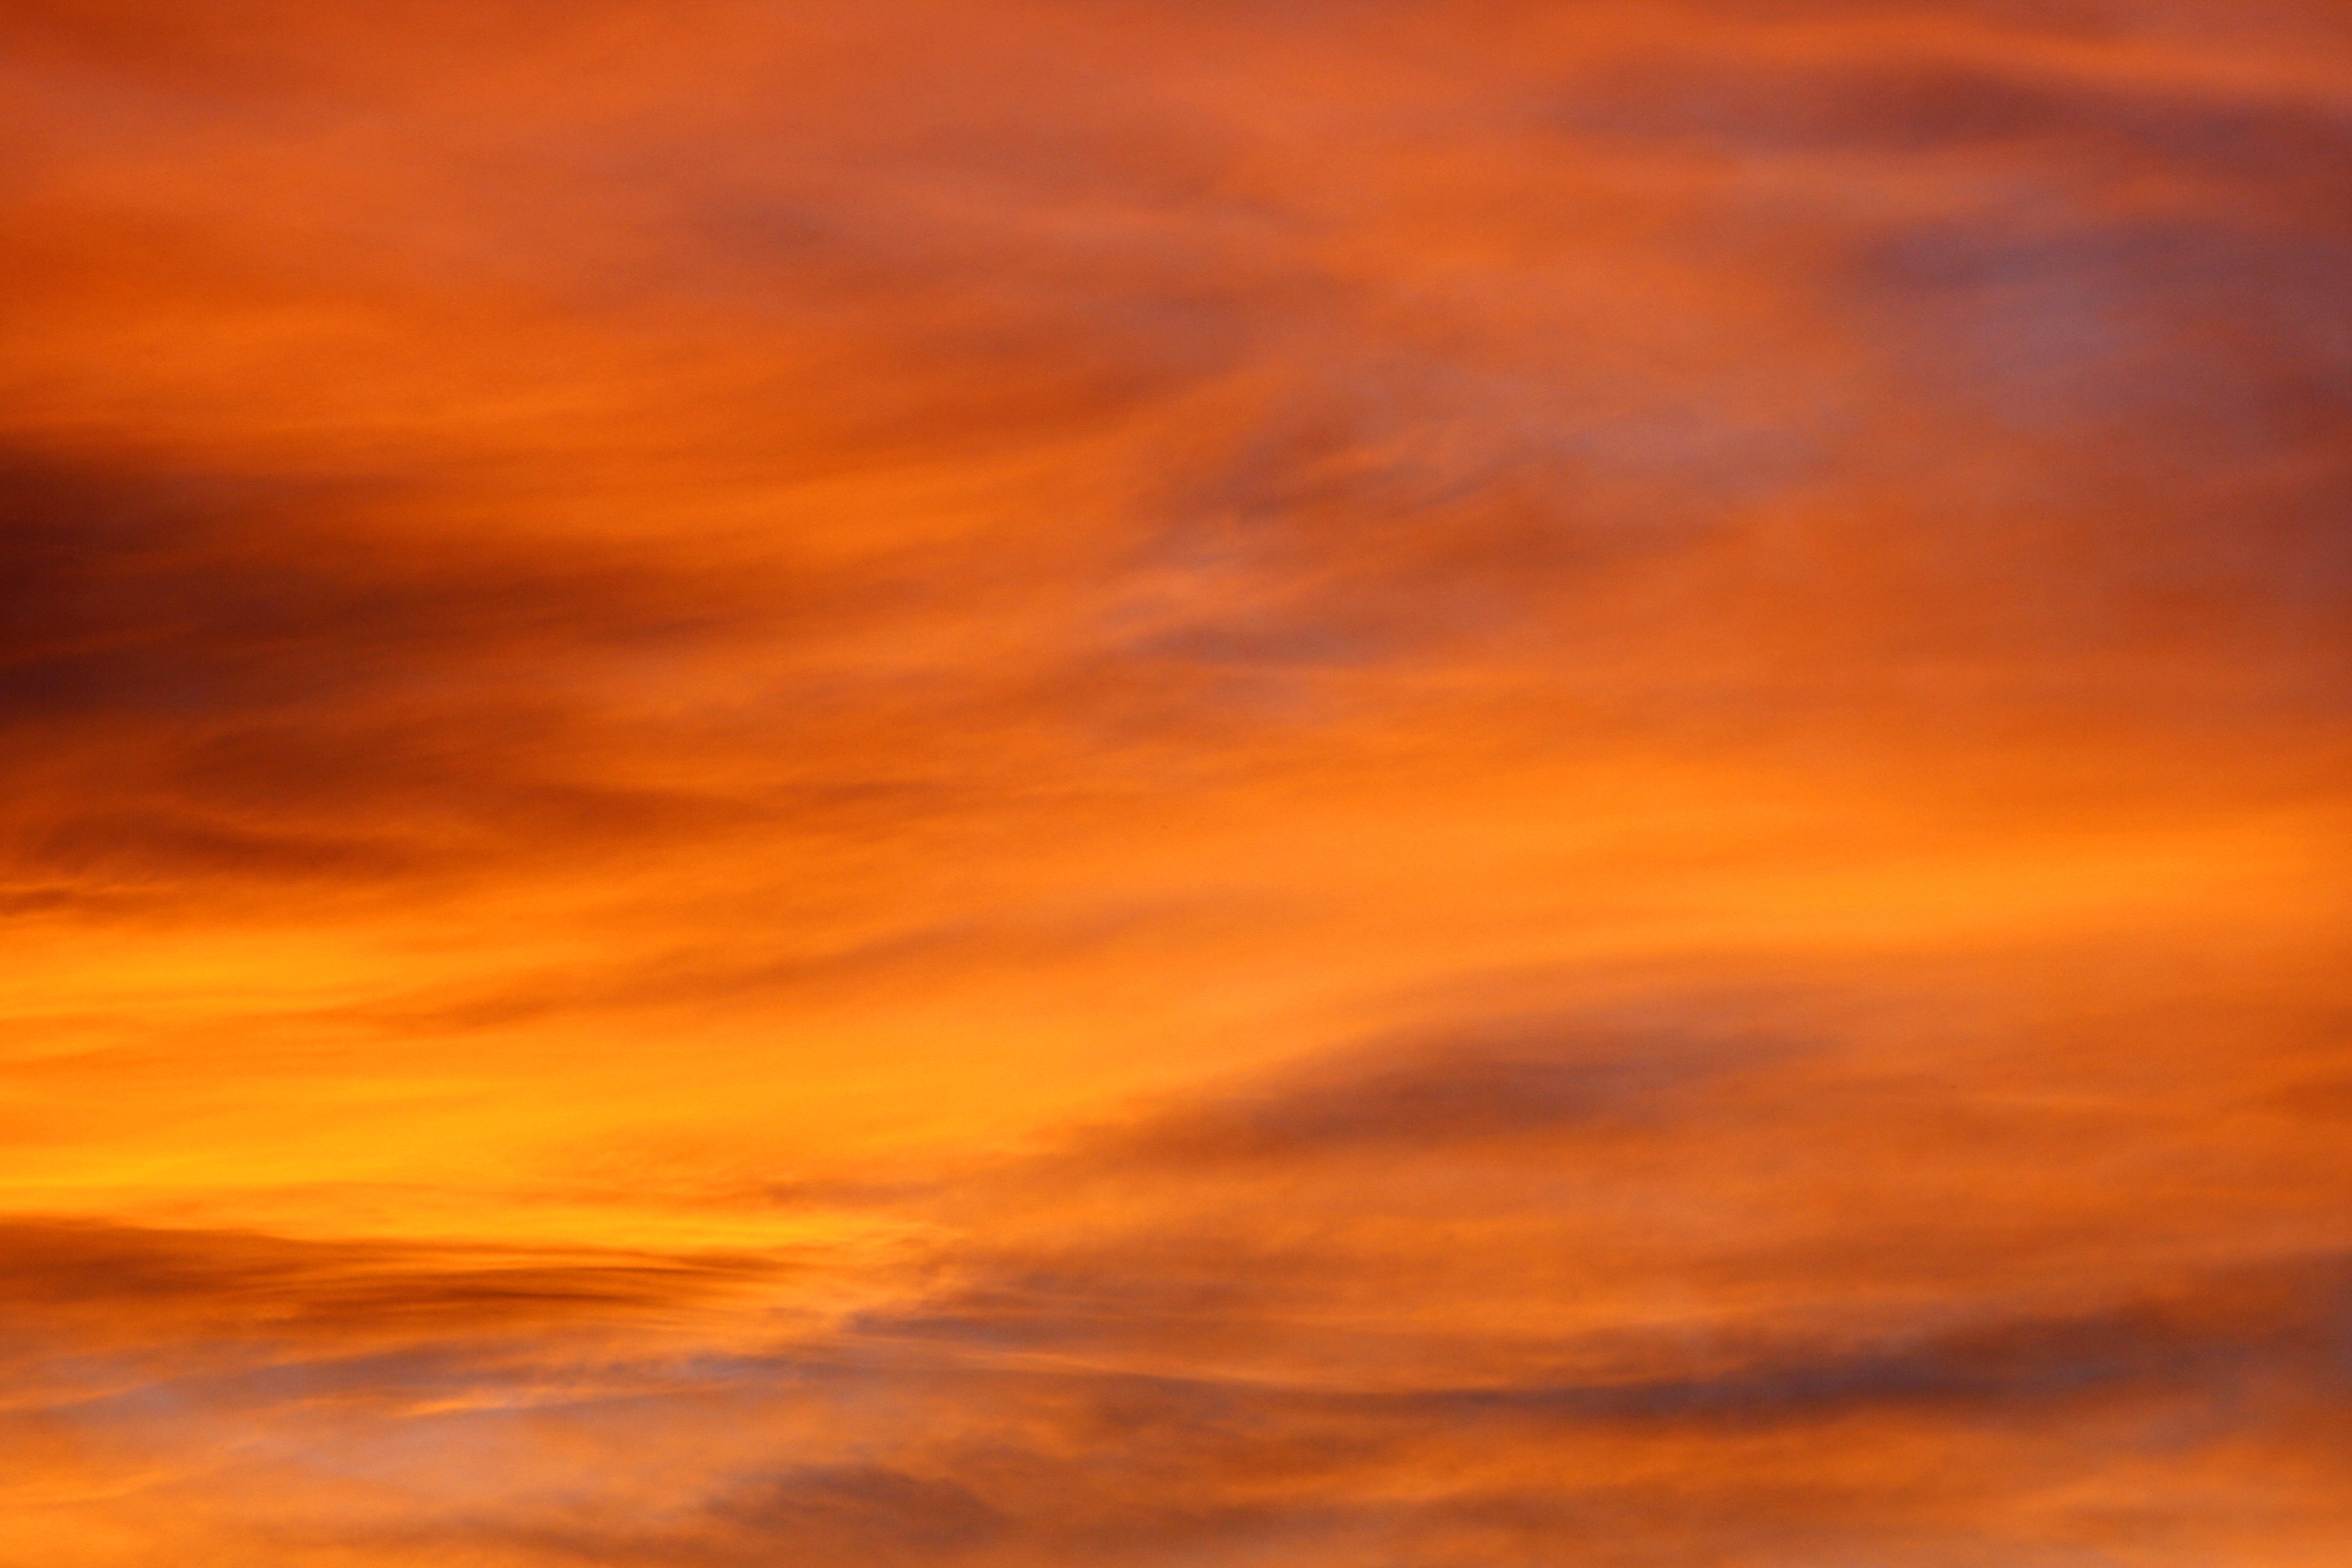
[{"xmin": 3, "ymin": 1, "xmax": 2347, "ymax": 1563}]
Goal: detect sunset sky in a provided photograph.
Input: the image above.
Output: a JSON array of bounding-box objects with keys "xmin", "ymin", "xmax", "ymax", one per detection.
[{"xmin": 3, "ymin": 1, "xmax": 2348, "ymax": 1563}]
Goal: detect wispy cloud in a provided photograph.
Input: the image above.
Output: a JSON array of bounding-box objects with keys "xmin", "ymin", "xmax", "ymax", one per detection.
[{"xmin": 2, "ymin": 0, "xmax": 2346, "ymax": 1561}]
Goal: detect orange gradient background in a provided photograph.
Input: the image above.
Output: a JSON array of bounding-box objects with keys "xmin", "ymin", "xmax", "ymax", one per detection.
[{"xmin": 2, "ymin": 2, "xmax": 2348, "ymax": 1563}]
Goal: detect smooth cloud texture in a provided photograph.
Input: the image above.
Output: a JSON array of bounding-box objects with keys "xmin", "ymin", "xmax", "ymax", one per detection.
[{"xmin": 2, "ymin": 0, "xmax": 2347, "ymax": 1563}]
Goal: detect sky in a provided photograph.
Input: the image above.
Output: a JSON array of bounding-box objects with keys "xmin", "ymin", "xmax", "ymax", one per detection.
[{"xmin": 2, "ymin": 1, "xmax": 2348, "ymax": 1563}]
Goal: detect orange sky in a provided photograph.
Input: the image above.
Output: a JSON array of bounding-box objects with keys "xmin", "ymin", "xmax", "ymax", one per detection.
[{"xmin": 3, "ymin": 2, "xmax": 2349, "ymax": 1563}]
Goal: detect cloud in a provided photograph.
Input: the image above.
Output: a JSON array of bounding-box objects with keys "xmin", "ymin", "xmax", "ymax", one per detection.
[
  {"xmin": 1, "ymin": 0, "xmax": 2347, "ymax": 1564},
  {"xmin": 0, "ymin": 1217, "xmax": 787, "ymax": 1360},
  {"xmin": 7, "ymin": 985, "xmax": 2350, "ymax": 1564},
  {"xmin": 266, "ymin": 1247, "xmax": 2352, "ymax": 1567},
  {"xmin": 0, "ymin": 444, "xmax": 843, "ymax": 906},
  {"xmin": 1063, "ymin": 1013, "xmax": 1782, "ymax": 1168}
]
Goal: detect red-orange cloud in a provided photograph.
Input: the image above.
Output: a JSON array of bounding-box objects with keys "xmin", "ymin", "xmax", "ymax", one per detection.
[{"xmin": 2, "ymin": 1, "xmax": 2347, "ymax": 1563}]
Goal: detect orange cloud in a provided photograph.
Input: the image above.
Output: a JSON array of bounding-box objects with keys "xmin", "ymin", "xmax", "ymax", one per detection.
[{"xmin": 2, "ymin": 0, "xmax": 2347, "ymax": 1563}]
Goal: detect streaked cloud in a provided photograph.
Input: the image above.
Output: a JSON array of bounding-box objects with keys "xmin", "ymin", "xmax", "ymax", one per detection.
[{"xmin": 2, "ymin": 0, "xmax": 2345, "ymax": 1562}]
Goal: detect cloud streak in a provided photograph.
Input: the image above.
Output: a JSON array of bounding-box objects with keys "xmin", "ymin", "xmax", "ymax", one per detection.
[{"xmin": 2, "ymin": 0, "xmax": 2347, "ymax": 1562}]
